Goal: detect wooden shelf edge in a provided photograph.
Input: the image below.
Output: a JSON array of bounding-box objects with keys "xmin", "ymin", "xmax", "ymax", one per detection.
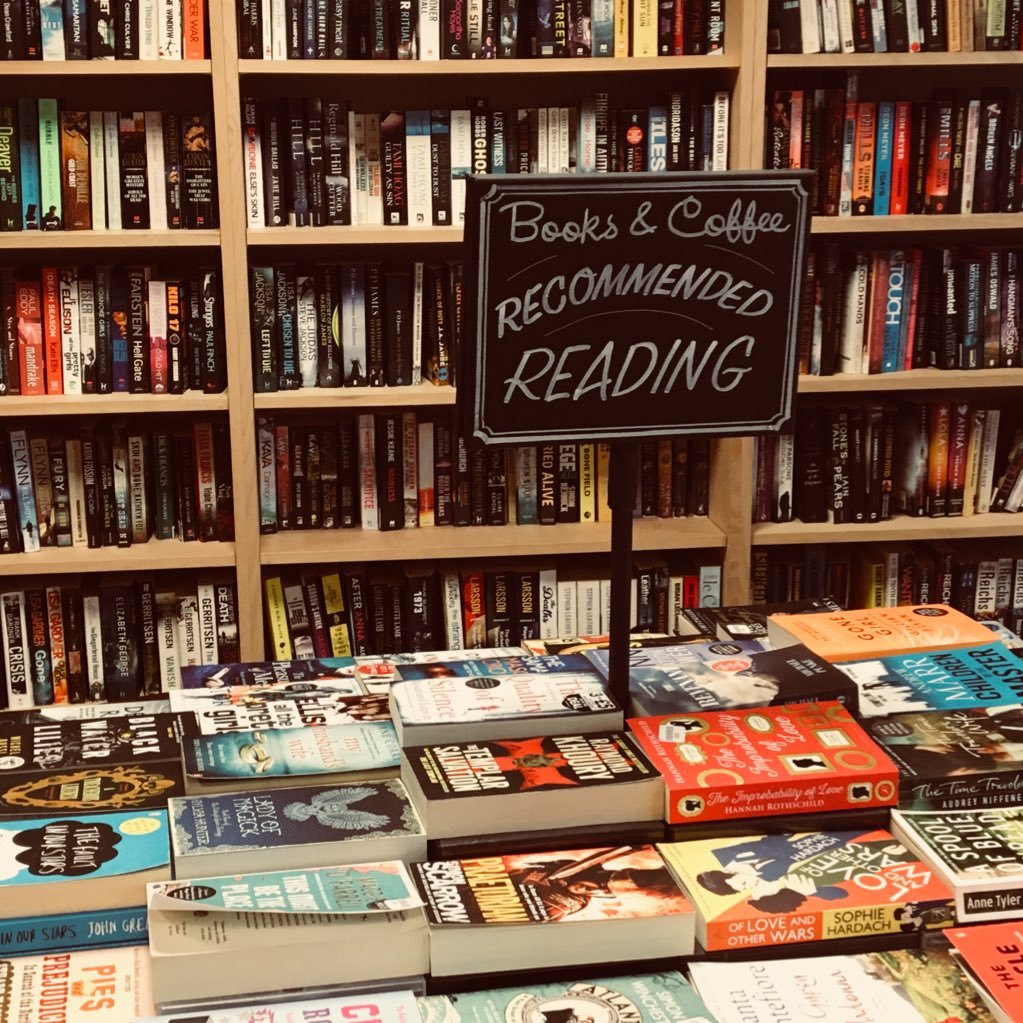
[
  {"xmin": 0, "ymin": 393, "xmax": 231, "ymax": 416},
  {"xmin": 260, "ymin": 518, "xmax": 726, "ymax": 565},
  {"xmin": 768, "ymin": 51, "xmax": 1023, "ymax": 68},
  {"xmin": 0, "ymin": 539, "xmax": 236, "ymax": 575},
  {"xmin": 247, "ymin": 226, "xmax": 463, "ymax": 246},
  {"xmin": 753, "ymin": 514, "xmax": 1023, "ymax": 546},
  {"xmin": 812, "ymin": 213, "xmax": 1023, "ymax": 234},
  {"xmin": 238, "ymin": 55, "xmax": 738, "ymax": 75},
  {"xmin": 0, "ymin": 230, "xmax": 221, "ymax": 249},
  {"xmin": 0, "ymin": 59, "xmax": 212, "ymax": 74},
  {"xmin": 254, "ymin": 385, "xmax": 455, "ymax": 410},
  {"xmin": 799, "ymin": 369, "xmax": 1023, "ymax": 392}
]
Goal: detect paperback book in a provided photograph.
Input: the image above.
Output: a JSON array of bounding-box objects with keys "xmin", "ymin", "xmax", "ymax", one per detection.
[
  {"xmin": 400, "ymin": 732, "xmax": 663, "ymax": 838},
  {"xmin": 170, "ymin": 779, "xmax": 426, "ymax": 877},
  {"xmin": 172, "ymin": 692, "xmax": 392, "ymax": 732},
  {"xmin": 948, "ymin": 922, "xmax": 1023, "ymax": 1023},
  {"xmin": 628, "ymin": 701, "xmax": 898, "ymax": 825},
  {"xmin": 674, "ymin": 598, "xmax": 843, "ymax": 641},
  {"xmin": 658, "ymin": 829, "xmax": 955, "ymax": 951}
]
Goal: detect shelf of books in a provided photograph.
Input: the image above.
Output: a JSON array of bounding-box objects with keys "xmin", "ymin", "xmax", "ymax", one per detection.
[
  {"xmin": 768, "ymin": 50, "xmax": 1023, "ymax": 68},
  {"xmin": 0, "ymin": 536, "xmax": 236, "ymax": 574},
  {"xmin": 246, "ymin": 227, "xmax": 465, "ymax": 246},
  {"xmin": 0, "ymin": 393, "xmax": 232, "ymax": 416},
  {"xmin": 754, "ymin": 512, "xmax": 1023, "ymax": 546},
  {"xmin": 0, "ymin": 230, "xmax": 222, "ymax": 249},
  {"xmin": 799, "ymin": 369, "xmax": 1023, "ymax": 392},
  {"xmin": 811, "ymin": 213, "xmax": 1023, "ymax": 234}
]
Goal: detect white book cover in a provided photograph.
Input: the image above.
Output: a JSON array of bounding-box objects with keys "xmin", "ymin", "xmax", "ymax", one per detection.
[
  {"xmin": 557, "ymin": 579, "xmax": 577, "ymax": 637},
  {"xmin": 83, "ymin": 592, "xmax": 105, "ymax": 700},
  {"xmin": 905, "ymin": 0, "xmax": 923, "ymax": 50},
  {"xmin": 145, "ymin": 111, "xmax": 168, "ymax": 229},
  {"xmin": 417, "ymin": 0, "xmax": 441, "ymax": 58},
  {"xmin": 358, "ymin": 413, "xmax": 379, "ymax": 530},
  {"xmin": 402, "ymin": 411, "xmax": 418, "ymax": 529},
  {"xmin": 148, "ymin": 278, "xmax": 168, "ymax": 392},
  {"xmin": 557, "ymin": 106, "xmax": 570, "ymax": 173},
  {"xmin": 349, "ymin": 111, "xmax": 367, "ymax": 226},
  {"xmin": 820, "ymin": 0, "xmax": 840, "ymax": 51},
  {"xmin": 77, "ymin": 275, "xmax": 97, "ymax": 391},
  {"xmin": 799, "ymin": 0, "xmax": 822, "ymax": 51},
  {"xmin": 140, "ymin": 0, "xmax": 159, "ymax": 59},
  {"xmin": 978, "ymin": 407, "xmax": 1001, "ymax": 512},
  {"xmin": 441, "ymin": 570, "xmax": 464, "ymax": 649},
  {"xmin": 838, "ymin": 252, "xmax": 869, "ymax": 373},
  {"xmin": 410, "ymin": 260, "xmax": 424, "ymax": 385},
  {"xmin": 340, "ymin": 264, "xmax": 367, "ymax": 385},
  {"xmin": 405, "ymin": 110, "xmax": 433, "ymax": 228},
  {"xmin": 196, "ymin": 581, "xmax": 218, "ymax": 665},
  {"xmin": 1, "ymin": 591, "xmax": 31, "ymax": 709},
  {"xmin": 159, "ymin": 0, "xmax": 181, "ymax": 58},
  {"xmin": 364, "ymin": 116, "xmax": 384, "ymax": 226},
  {"xmin": 58, "ymin": 267, "xmax": 82, "ymax": 395},
  {"xmin": 975, "ymin": 558, "xmax": 1000, "ymax": 616},
  {"xmin": 156, "ymin": 592, "xmax": 181, "ymax": 691},
  {"xmin": 261, "ymin": 0, "xmax": 273, "ymax": 57},
  {"xmin": 243, "ymin": 98, "xmax": 265, "ymax": 228},
  {"xmin": 295, "ymin": 273, "xmax": 318, "ymax": 387},
  {"xmin": 537, "ymin": 107, "xmax": 549, "ymax": 174},
  {"xmin": 10, "ymin": 430, "xmax": 38, "ymax": 552},
  {"xmin": 961, "ymin": 99, "xmax": 981, "ymax": 213},
  {"xmin": 712, "ymin": 92, "xmax": 729, "ymax": 170},
  {"xmin": 417, "ymin": 420, "xmax": 434, "ymax": 528},
  {"xmin": 700, "ymin": 563, "xmax": 722, "ymax": 607},
  {"xmin": 577, "ymin": 579, "xmax": 600, "ymax": 636},
  {"xmin": 578, "ymin": 98, "xmax": 597, "ymax": 172},
  {"xmin": 837, "ymin": 0, "xmax": 856, "ymax": 50},
  {"xmin": 127, "ymin": 433, "xmax": 149, "ymax": 542},
  {"xmin": 270, "ymin": 0, "xmax": 287, "ymax": 58},
  {"xmin": 88, "ymin": 111, "xmax": 106, "ymax": 229},
  {"xmin": 102, "ymin": 112, "xmax": 121, "ymax": 230},
  {"xmin": 450, "ymin": 109, "xmax": 471, "ymax": 224},
  {"xmin": 599, "ymin": 577, "xmax": 612, "ymax": 634},
  {"xmin": 65, "ymin": 438, "xmax": 88, "ymax": 546},
  {"xmin": 176, "ymin": 592, "xmax": 201, "ymax": 668},
  {"xmin": 540, "ymin": 567, "xmax": 558, "ymax": 638}
]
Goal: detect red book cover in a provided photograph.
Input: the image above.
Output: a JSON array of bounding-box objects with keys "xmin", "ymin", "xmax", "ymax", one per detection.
[
  {"xmin": 183, "ymin": 0, "xmax": 206, "ymax": 59},
  {"xmin": 866, "ymin": 251, "xmax": 890, "ymax": 375},
  {"xmin": 461, "ymin": 568, "xmax": 487, "ymax": 648},
  {"xmin": 40, "ymin": 267, "xmax": 62, "ymax": 394},
  {"xmin": 628, "ymin": 701, "xmax": 899, "ymax": 825},
  {"xmin": 948, "ymin": 923, "xmax": 1023, "ymax": 1023},
  {"xmin": 672, "ymin": 0, "xmax": 684, "ymax": 55},
  {"xmin": 851, "ymin": 101, "xmax": 877, "ymax": 216},
  {"xmin": 15, "ymin": 281, "xmax": 44, "ymax": 396},
  {"xmin": 889, "ymin": 100, "xmax": 912, "ymax": 214},
  {"xmin": 925, "ymin": 95, "xmax": 954, "ymax": 214},
  {"xmin": 274, "ymin": 422, "xmax": 292, "ymax": 530},
  {"xmin": 681, "ymin": 574, "xmax": 698, "ymax": 607},
  {"xmin": 903, "ymin": 248, "xmax": 923, "ymax": 370}
]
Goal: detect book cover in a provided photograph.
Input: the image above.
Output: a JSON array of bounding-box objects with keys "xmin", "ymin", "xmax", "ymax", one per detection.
[
  {"xmin": 629, "ymin": 701, "xmax": 898, "ymax": 825},
  {"xmin": 768, "ymin": 604, "xmax": 995, "ymax": 662},
  {"xmin": 839, "ymin": 643, "xmax": 1023, "ymax": 718},
  {"xmin": 660, "ymin": 828, "xmax": 954, "ymax": 952},
  {"xmin": 0, "ymin": 905, "xmax": 148, "ymax": 957},
  {"xmin": 171, "ymin": 691, "xmax": 390, "ymax": 732},
  {"xmin": 141, "ymin": 990, "xmax": 421, "ymax": 1023},
  {"xmin": 948, "ymin": 922, "xmax": 1023, "ymax": 1021}
]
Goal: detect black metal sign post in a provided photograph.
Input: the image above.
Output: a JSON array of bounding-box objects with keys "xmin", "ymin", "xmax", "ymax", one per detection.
[{"xmin": 460, "ymin": 171, "xmax": 813, "ymax": 710}]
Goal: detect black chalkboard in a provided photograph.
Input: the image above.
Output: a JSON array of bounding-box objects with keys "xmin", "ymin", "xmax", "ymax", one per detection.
[{"xmin": 460, "ymin": 171, "xmax": 814, "ymax": 446}]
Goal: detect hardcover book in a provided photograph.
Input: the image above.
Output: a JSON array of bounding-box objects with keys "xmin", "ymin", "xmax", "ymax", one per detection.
[
  {"xmin": 629, "ymin": 701, "xmax": 898, "ymax": 825},
  {"xmin": 659, "ymin": 828, "xmax": 954, "ymax": 952},
  {"xmin": 892, "ymin": 807, "xmax": 1023, "ymax": 923},
  {"xmin": 169, "ymin": 779, "xmax": 426, "ymax": 877},
  {"xmin": 412, "ymin": 845, "xmax": 695, "ymax": 975},
  {"xmin": 400, "ymin": 732, "xmax": 664, "ymax": 838}
]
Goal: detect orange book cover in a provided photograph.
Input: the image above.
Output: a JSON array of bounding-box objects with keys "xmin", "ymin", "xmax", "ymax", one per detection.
[
  {"xmin": 925, "ymin": 95, "xmax": 954, "ymax": 214},
  {"xmin": 15, "ymin": 280, "xmax": 44, "ymax": 396},
  {"xmin": 767, "ymin": 604, "xmax": 996, "ymax": 662},
  {"xmin": 183, "ymin": 0, "xmax": 206, "ymax": 59},
  {"xmin": 660, "ymin": 828, "xmax": 954, "ymax": 952},
  {"xmin": 629, "ymin": 702, "xmax": 898, "ymax": 825},
  {"xmin": 948, "ymin": 923, "xmax": 1023, "ymax": 1022},
  {"xmin": 851, "ymin": 100, "xmax": 876, "ymax": 216},
  {"xmin": 889, "ymin": 100, "xmax": 912, "ymax": 215},
  {"xmin": 865, "ymin": 251, "xmax": 889, "ymax": 375},
  {"xmin": 928, "ymin": 399, "xmax": 951, "ymax": 517},
  {"xmin": 59, "ymin": 111, "xmax": 91, "ymax": 231},
  {"xmin": 40, "ymin": 266, "xmax": 62, "ymax": 394}
]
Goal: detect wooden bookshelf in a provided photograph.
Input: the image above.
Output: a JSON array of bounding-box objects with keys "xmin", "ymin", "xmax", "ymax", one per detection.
[
  {"xmin": 0, "ymin": 59, "xmax": 212, "ymax": 75},
  {"xmin": 0, "ymin": 537, "xmax": 236, "ymax": 575},
  {"xmin": 812, "ymin": 214, "xmax": 1023, "ymax": 235},
  {"xmin": 0, "ymin": 230, "xmax": 221, "ymax": 249},
  {"xmin": 768, "ymin": 51, "xmax": 1023, "ymax": 68},
  {"xmin": 247, "ymin": 227, "xmax": 463, "ymax": 246},
  {"xmin": 253, "ymin": 385, "xmax": 456, "ymax": 410},
  {"xmin": 799, "ymin": 370, "xmax": 1023, "ymax": 393},
  {"xmin": 753, "ymin": 514, "xmax": 1023, "ymax": 546},
  {"xmin": 0, "ymin": 393, "xmax": 230, "ymax": 416}
]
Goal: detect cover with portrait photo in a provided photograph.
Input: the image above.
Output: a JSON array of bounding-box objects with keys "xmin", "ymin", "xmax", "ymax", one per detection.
[
  {"xmin": 658, "ymin": 829, "xmax": 955, "ymax": 952},
  {"xmin": 584, "ymin": 639, "xmax": 857, "ymax": 717},
  {"xmin": 629, "ymin": 701, "xmax": 898, "ymax": 825},
  {"xmin": 412, "ymin": 845, "xmax": 695, "ymax": 975}
]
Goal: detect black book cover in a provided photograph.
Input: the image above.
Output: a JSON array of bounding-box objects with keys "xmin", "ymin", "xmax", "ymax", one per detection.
[
  {"xmin": 250, "ymin": 266, "xmax": 277, "ymax": 393},
  {"xmin": 375, "ymin": 413, "xmax": 404, "ymax": 531},
  {"xmin": 0, "ymin": 268, "xmax": 17, "ymax": 395},
  {"xmin": 848, "ymin": 405, "xmax": 868, "ymax": 524},
  {"xmin": 262, "ymin": 101, "xmax": 286, "ymax": 227},
  {"xmin": 152, "ymin": 430, "xmax": 175, "ymax": 540},
  {"xmin": 367, "ymin": 579, "xmax": 388, "ymax": 654},
  {"xmin": 181, "ymin": 112, "xmax": 217, "ymax": 229},
  {"xmin": 316, "ymin": 264, "xmax": 341, "ymax": 387},
  {"xmin": 95, "ymin": 428, "xmax": 117, "ymax": 547},
  {"xmin": 93, "ymin": 265, "xmax": 112, "ymax": 394},
  {"xmin": 431, "ymin": 109, "xmax": 452, "ymax": 225},
  {"xmin": 213, "ymin": 421, "xmax": 233, "ymax": 541},
  {"xmin": 381, "ymin": 111, "xmax": 407, "ymax": 225},
  {"xmin": 486, "ymin": 447, "xmax": 506, "ymax": 526},
  {"xmin": 0, "ymin": 434, "xmax": 20, "ymax": 553},
  {"xmin": 118, "ymin": 112, "xmax": 149, "ymax": 229},
  {"xmin": 99, "ymin": 582, "xmax": 140, "ymax": 701},
  {"xmin": 947, "ymin": 95, "xmax": 967, "ymax": 215},
  {"xmin": 794, "ymin": 406, "xmax": 830, "ymax": 523},
  {"xmin": 447, "ymin": 260, "xmax": 462, "ymax": 389},
  {"xmin": 851, "ymin": 0, "xmax": 872, "ymax": 51},
  {"xmin": 405, "ymin": 569, "xmax": 441, "ymax": 652},
  {"xmin": 162, "ymin": 111, "xmax": 184, "ymax": 229},
  {"xmin": 469, "ymin": 445, "xmax": 486, "ymax": 525},
  {"xmin": 557, "ymin": 443, "xmax": 579, "ymax": 523},
  {"xmin": 115, "ymin": 0, "xmax": 137, "ymax": 57},
  {"xmin": 775, "ymin": 0, "xmax": 800, "ymax": 51},
  {"xmin": 470, "ymin": 99, "xmax": 489, "ymax": 174},
  {"xmin": 215, "ymin": 581, "xmax": 239, "ymax": 663},
  {"xmin": 684, "ymin": 0, "xmax": 704, "ymax": 53},
  {"xmin": 0, "ymin": 105, "xmax": 20, "ymax": 232},
  {"xmin": 302, "ymin": 0, "xmax": 316, "ymax": 56},
  {"xmin": 538, "ymin": 443, "xmax": 557, "ymax": 524},
  {"xmin": 354, "ymin": 0, "xmax": 371, "ymax": 55},
  {"xmin": 274, "ymin": 264, "xmax": 300, "ymax": 390},
  {"xmin": 185, "ymin": 274, "xmax": 203, "ymax": 391},
  {"xmin": 174, "ymin": 430, "xmax": 199, "ymax": 541},
  {"xmin": 365, "ymin": 263, "xmax": 386, "ymax": 386},
  {"xmin": 452, "ymin": 432, "xmax": 472, "ymax": 526},
  {"xmin": 909, "ymin": 102, "xmax": 929, "ymax": 215},
  {"xmin": 514, "ymin": 570, "xmax": 540, "ymax": 642},
  {"xmin": 320, "ymin": 426, "xmax": 339, "ymax": 528},
  {"xmin": 126, "ymin": 266, "xmax": 149, "ymax": 394},
  {"xmin": 883, "ymin": 0, "xmax": 909, "ymax": 51},
  {"xmin": 434, "ymin": 421, "xmax": 453, "ymax": 526},
  {"xmin": 286, "ymin": 0, "xmax": 301, "ymax": 56},
  {"xmin": 305, "ymin": 426, "xmax": 321, "ymax": 529},
  {"xmin": 920, "ymin": 0, "xmax": 946, "ymax": 50},
  {"xmin": 394, "ymin": 0, "xmax": 415, "ymax": 56},
  {"xmin": 829, "ymin": 408, "xmax": 852, "ymax": 525},
  {"xmin": 290, "ymin": 423, "xmax": 307, "ymax": 528},
  {"xmin": 328, "ymin": 0, "xmax": 349, "ymax": 55},
  {"xmin": 338, "ymin": 417, "xmax": 357, "ymax": 528},
  {"xmin": 974, "ymin": 90, "xmax": 1006, "ymax": 214},
  {"xmin": 287, "ymin": 98, "xmax": 309, "ymax": 227},
  {"xmin": 345, "ymin": 569, "xmax": 372, "ymax": 656},
  {"xmin": 444, "ymin": 0, "xmax": 467, "ymax": 56},
  {"xmin": 62, "ymin": 587, "xmax": 86, "ymax": 703},
  {"xmin": 323, "ymin": 99, "xmax": 351, "ymax": 226},
  {"xmin": 25, "ymin": 588, "xmax": 51, "ymax": 706},
  {"xmin": 385, "ymin": 267, "xmax": 412, "ymax": 386},
  {"xmin": 79, "ymin": 428, "xmax": 102, "ymax": 547},
  {"xmin": 238, "ymin": 0, "xmax": 260, "ymax": 55},
  {"xmin": 305, "ymin": 97, "xmax": 325, "ymax": 226},
  {"xmin": 136, "ymin": 577, "xmax": 159, "ymax": 694},
  {"xmin": 484, "ymin": 570, "xmax": 513, "ymax": 646},
  {"xmin": 48, "ymin": 435, "xmax": 71, "ymax": 547},
  {"xmin": 63, "ymin": 0, "xmax": 88, "ymax": 57},
  {"xmin": 999, "ymin": 89, "xmax": 1022, "ymax": 214},
  {"xmin": 423, "ymin": 262, "xmax": 450, "ymax": 386},
  {"xmin": 656, "ymin": 0, "xmax": 672, "ymax": 54},
  {"xmin": 370, "ymin": 0, "xmax": 390, "ymax": 55}
]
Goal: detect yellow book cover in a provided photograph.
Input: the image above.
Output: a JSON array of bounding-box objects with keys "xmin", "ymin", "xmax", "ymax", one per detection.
[
  {"xmin": 320, "ymin": 571, "xmax": 353, "ymax": 657},
  {"xmin": 767, "ymin": 605, "xmax": 995, "ymax": 662},
  {"xmin": 962, "ymin": 407, "xmax": 985, "ymax": 516},
  {"xmin": 946, "ymin": 0, "xmax": 963, "ymax": 49},
  {"xmin": 596, "ymin": 442, "xmax": 611, "ymax": 521},
  {"xmin": 631, "ymin": 0, "xmax": 656, "ymax": 56},
  {"xmin": 614, "ymin": 0, "xmax": 629, "ymax": 56},
  {"xmin": 264, "ymin": 575, "xmax": 293, "ymax": 660},
  {"xmin": 579, "ymin": 443, "xmax": 596, "ymax": 523}
]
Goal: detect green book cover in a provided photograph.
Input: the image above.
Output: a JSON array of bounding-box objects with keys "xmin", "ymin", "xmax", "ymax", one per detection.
[{"xmin": 37, "ymin": 99, "xmax": 62, "ymax": 231}]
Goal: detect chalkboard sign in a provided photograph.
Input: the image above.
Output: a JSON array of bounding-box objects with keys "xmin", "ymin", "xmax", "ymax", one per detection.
[{"xmin": 461, "ymin": 171, "xmax": 813, "ymax": 446}]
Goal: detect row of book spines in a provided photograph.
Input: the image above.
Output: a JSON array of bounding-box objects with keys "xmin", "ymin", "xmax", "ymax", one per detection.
[
  {"xmin": 249, "ymin": 261, "xmax": 457, "ymax": 392},
  {"xmin": 0, "ymin": 420, "xmax": 233, "ymax": 556},
  {"xmin": 770, "ymin": 0, "xmax": 1023, "ymax": 52},
  {"xmin": 767, "ymin": 84, "xmax": 1023, "ymax": 217},
  {"xmin": 256, "ymin": 412, "xmax": 710, "ymax": 534},
  {"xmin": 0, "ymin": 577, "xmax": 238, "ymax": 710},
  {"xmin": 264, "ymin": 555, "xmax": 722, "ymax": 658},
  {"xmin": 762, "ymin": 400, "xmax": 1008, "ymax": 527},
  {"xmin": 247, "ymin": 92, "xmax": 729, "ymax": 229},
  {"xmin": 801, "ymin": 245, "xmax": 1021, "ymax": 377},
  {"xmin": 751, "ymin": 542, "xmax": 1023, "ymax": 633},
  {"xmin": 0, "ymin": 104, "xmax": 217, "ymax": 233},
  {"xmin": 1, "ymin": 266, "xmax": 225, "ymax": 397},
  {"xmin": 239, "ymin": 0, "xmax": 724, "ymax": 60},
  {"xmin": 0, "ymin": 0, "xmax": 207, "ymax": 60}
]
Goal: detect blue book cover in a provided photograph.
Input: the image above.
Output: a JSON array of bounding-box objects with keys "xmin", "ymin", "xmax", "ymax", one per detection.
[
  {"xmin": 880, "ymin": 249, "xmax": 907, "ymax": 373},
  {"xmin": 38, "ymin": 0, "xmax": 65, "ymax": 58},
  {"xmin": 872, "ymin": 100, "xmax": 894, "ymax": 216},
  {"xmin": 9, "ymin": 431, "xmax": 38, "ymax": 553},
  {"xmin": 0, "ymin": 905, "xmax": 147, "ymax": 955},
  {"xmin": 419, "ymin": 972, "xmax": 715, "ymax": 1023},
  {"xmin": 16, "ymin": 99, "xmax": 40, "ymax": 231},
  {"xmin": 392, "ymin": 653, "xmax": 594, "ymax": 681},
  {"xmin": 647, "ymin": 106, "xmax": 668, "ymax": 173},
  {"xmin": 840, "ymin": 643, "xmax": 1023, "ymax": 718},
  {"xmin": 591, "ymin": 0, "xmax": 613, "ymax": 55}
]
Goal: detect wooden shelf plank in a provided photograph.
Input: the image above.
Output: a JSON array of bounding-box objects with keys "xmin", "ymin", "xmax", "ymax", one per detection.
[
  {"xmin": 0, "ymin": 538, "xmax": 236, "ymax": 575},
  {"xmin": 247, "ymin": 226, "xmax": 463, "ymax": 246},
  {"xmin": 0, "ymin": 393, "xmax": 230, "ymax": 417},
  {"xmin": 768, "ymin": 52, "xmax": 1023, "ymax": 69},
  {"xmin": 753, "ymin": 513, "xmax": 1023, "ymax": 546},
  {"xmin": 238, "ymin": 55, "xmax": 739, "ymax": 75},
  {"xmin": 812, "ymin": 213, "xmax": 1023, "ymax": 234},
  {"xmin": 0, "ymin": 230, "xmax": 220, "ymax": 249},
  {"xmin": 799, "ymin": 369, "xmax": 1023, "ymax": 392},
  {"xmin": 260, "ymin": 517, "xmax": 726, "ymax": 565},
  {"xmin": 0, "ymin": 59, "xmax": 212, "ymax": 74},
  {"xmin": 254, "ymin": 385, "xmax": 455, "ymax": 410}
]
